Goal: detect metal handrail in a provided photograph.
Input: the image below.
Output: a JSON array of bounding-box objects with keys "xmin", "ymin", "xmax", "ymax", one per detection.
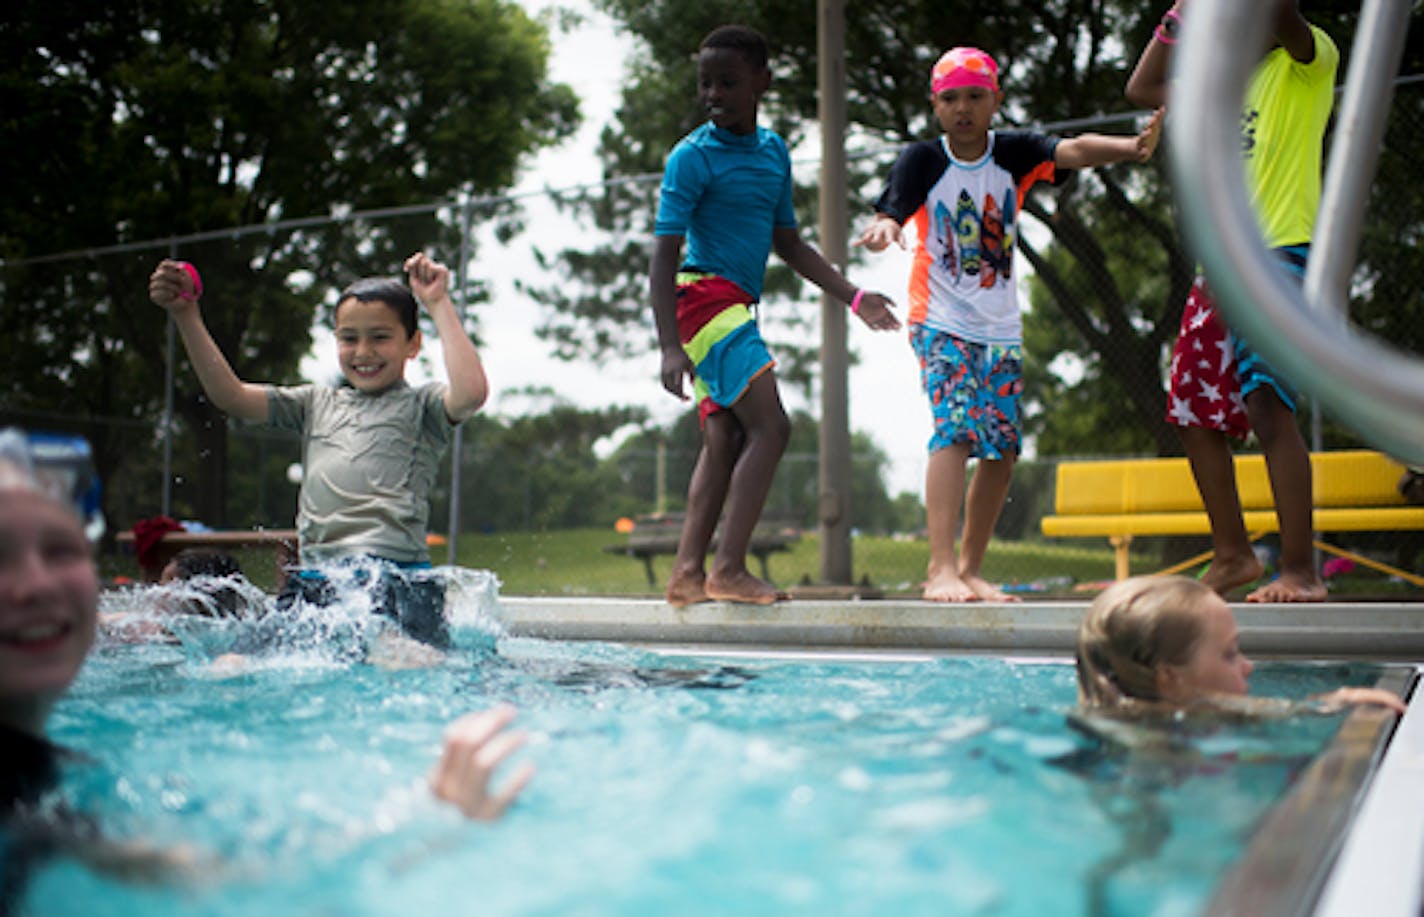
[{"xmin": 1169, "ymin": 0, "xmax": 1424, "ymax": 466}]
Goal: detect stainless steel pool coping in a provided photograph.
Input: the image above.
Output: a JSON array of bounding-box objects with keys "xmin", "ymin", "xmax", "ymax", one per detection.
[
  {"xmin": 1314, "ymin": 666, "xmax": 1424, "ymax": 917},
  {"xmin": 1210, "ymin": 665, "xmax": 1418, "ymax": 917},
  {"xmin": 500, "ymin": 597, "xmax": 1424, "ymax": 661}
]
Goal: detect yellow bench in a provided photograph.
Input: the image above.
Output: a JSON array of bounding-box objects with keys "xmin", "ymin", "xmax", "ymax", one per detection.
[{"xmin": 1040, "ymin": 450, "xmax": 1424, "ymax": 584}]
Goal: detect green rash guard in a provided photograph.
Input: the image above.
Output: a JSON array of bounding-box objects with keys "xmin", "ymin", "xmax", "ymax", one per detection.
[
  {"xmin": 266, "ymin": 380, "xmax": 453, "ymax": 565},
  {"xmin": 1242, "ymin": 23, "xmax": 1339, "ymax": 248}
]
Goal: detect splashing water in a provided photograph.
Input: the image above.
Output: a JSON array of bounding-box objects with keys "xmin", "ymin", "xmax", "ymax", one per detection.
[{"xmin": 99, "ymin": 562, "xmax": 507, "ymax": 668}]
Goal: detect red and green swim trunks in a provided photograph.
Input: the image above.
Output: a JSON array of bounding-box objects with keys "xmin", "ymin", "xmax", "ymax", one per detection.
[{"xmin": 675, "ymin": 271, "xmax": 775, "ymax": 425}]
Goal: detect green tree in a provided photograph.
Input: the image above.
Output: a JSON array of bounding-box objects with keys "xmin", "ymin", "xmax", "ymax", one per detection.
[
  {"xmin": 527, "ymin": 0, "xmax": 1189, "ymax": 460},
  {"xmin": 530, "ymin": 0, "xmax": 1424, "ymax": 465},
  {"xmin": 437, "ymin": 395, "xmax": 648, "ymax": 533},
  {"xmin": 0, "ymin": 0, "xmax": 577, "ymax": 527},
  {"xmin": 1023, "ymin": 5, "xmax": 1424, "ymax": 457},
  {"xmin": 606, "ymin": 408, "xmax": 904, "ymax": 533}
]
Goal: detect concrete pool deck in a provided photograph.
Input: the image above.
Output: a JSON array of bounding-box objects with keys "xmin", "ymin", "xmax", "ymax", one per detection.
[{"xmin": 500, "ymin": 596, "xmax": 1424, "ymax": 661}]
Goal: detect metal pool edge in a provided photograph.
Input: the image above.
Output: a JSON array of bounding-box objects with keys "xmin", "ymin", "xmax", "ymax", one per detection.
[
  {"xmin": 1313, "ymin": 666, "xmax": 1424, "ymax": 917},
  {"xmin": 499, "ymin": 597, "xmax": 1424, "ymax": 661},
  {"xmin": 1207, "ymin": 666, "xmax": 1419, "ymax": 917}
]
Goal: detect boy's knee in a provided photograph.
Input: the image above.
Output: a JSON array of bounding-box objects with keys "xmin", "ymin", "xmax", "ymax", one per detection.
[
  {"xmin": 703, "ymin": 414, "xmax": 744, "ymax": 456},
  {"xmin": 1245, "ymin": 392, "xmax": 1299, "ymax": 444},
  {"xmin": 766, "ymin": 409, "xmax": 791, "ymax": 449}
]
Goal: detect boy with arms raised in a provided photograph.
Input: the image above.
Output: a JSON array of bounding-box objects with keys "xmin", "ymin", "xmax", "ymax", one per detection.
[
  {"xmin": 857, "ymin": 47, "xmax": 1163, "ymax": 603},
  {"xmin": 149, "ymin": 253, "xmax": 487, "ymax": 644},
  {"xmin": 652, "ymin": 24, "xmax": 902, "ymax": 607}
]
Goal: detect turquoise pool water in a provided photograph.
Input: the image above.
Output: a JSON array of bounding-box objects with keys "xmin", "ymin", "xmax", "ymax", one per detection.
[{"xmin": 17, "ymin": 574, "xmax": 1379, "ymax": 916}]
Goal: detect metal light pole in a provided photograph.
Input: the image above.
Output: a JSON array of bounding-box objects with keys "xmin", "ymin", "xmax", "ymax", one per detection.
[
  {"xmin": 447, "ymin": 191, "xmax": 475, "ymax": 566},
  {"xmin": 162, "ymin": 242, "xmax": 177, "ymax": 517},
  {"xmin": 816, "ymin": 0, "xmax": 852, "ymax": 583}
]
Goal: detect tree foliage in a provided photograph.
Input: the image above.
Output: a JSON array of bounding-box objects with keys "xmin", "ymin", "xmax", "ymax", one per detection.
[
  {"xmin": 603, "ymin": 408, "xmax": 908, "ymax": 533},
  {"xmin": 532, "ymin": 0, "xmax": 1424, "ymax": 460},
  {"xmin": 0, "ymin": 0, "xmax": 578, "ymax": 527},
  {"xmin": 435, "ymin": 397, "xmax": 650, "ymax": 534}
]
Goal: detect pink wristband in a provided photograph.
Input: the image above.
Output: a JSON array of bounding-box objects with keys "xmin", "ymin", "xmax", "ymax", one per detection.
[
  {"xmin": 1156, "ymin": 8, "xmax": 1181, "ymax": 44},
  {"xmin": 176, "ymin": 262, "xmax": 203, "ymax": 301},
  {"xmin": 850, "ymin": 289, "xmax": 865, "ymax": 314}
]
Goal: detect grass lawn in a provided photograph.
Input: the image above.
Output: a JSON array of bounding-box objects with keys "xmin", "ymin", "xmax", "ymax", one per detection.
[
  {"xmin": 455, "ymin": 528, "xmax": 1121, "ymax": 598},
  {"xmin": 101, "ymin": 528, "xmax": 1419, "ymax": 600}
]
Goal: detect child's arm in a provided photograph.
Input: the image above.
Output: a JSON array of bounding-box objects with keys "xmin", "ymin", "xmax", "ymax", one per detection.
[
  {"xmin": 1128, "ymin": 1, "xmax": 1312, "ymax": 108},
  {"xmin": 148, "ymin": 260, "xmax": 269, "ymax": 422},
  {"xmin": 772, "ymin": 227, "xmax": 901, "ymax": 331},
  {"xmin": 1272, "ymin": 0, "xmax": 1315, "ymax": 63},
  {"xmin": 1054, "ymin": 108, "xmax": 1164, "ymax": 169},
  {"xmin": 852, "ymin": 213, "xmax": 907, "ymax": 253},
  {"xmin": 404, "ymin": 253, "xmax": 488, "ymax": 423},
  {"xmin": 1312, "ymin": 686, "xmax": 1408, "ymax": 715},
  {"xmin": 428, "ymin": 705, "xmax": 536, "ymax": 820},
  {"xmin": 650, "ymin": 234, "xmax": 695, "ymax": 400},
  {"xmin": 1126, "ymin": 3, "xmax": 1184, "ymax": 109}
]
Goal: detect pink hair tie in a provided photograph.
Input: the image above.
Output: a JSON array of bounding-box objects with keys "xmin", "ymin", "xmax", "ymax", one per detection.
[
  {"xmin": 850, "ymin": 289, "xmax": 866, "ymax": 314},
  {"xmin": 176, "ymin": 261, "xmax": 203, "ymax": 302}
]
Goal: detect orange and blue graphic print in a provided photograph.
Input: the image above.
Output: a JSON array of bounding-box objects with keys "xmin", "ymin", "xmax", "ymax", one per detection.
[{"xmin": 932, "ymin": 189, "xmax": 1015, "ymax": 290}]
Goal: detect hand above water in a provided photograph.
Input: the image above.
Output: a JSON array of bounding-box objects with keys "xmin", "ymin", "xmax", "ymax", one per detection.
[
  {"xmin": 429, "ymin": 705, "xmax": 536, "ymax": 820},
  {"xmin": 1313, "ymin": 687, "xmax": 1408, "ymax": 715}
]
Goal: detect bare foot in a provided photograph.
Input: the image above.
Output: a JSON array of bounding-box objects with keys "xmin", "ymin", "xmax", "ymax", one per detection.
[
  {"xmin": 923, "ymin": 569, "xmax": 980, "ymax": 603},
  {"xmin": 1200, "ymin": 553, "xmax": 1265, "ymax": 597},
  {"xmin": 1246, "ymin": 570, "xmax": 1327, "ymax": 603},
  {"xmin": 705, "ymin": 568, "xmax": 785, "ymax": 605},
  {"xmin": 665, "ymin": 569, "xmax": 710, "ymax": 608},
  {"xmin": 961, "ymin": 573, "xmax": 1020, "ymax": 603}
]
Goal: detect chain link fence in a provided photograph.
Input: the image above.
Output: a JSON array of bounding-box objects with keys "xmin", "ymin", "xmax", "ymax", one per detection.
[{"xmin": 4, "ymin": 81, "xmax": 1421, "ymax": 573}]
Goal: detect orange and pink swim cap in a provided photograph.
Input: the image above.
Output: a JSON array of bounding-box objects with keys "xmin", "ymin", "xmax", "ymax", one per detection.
[{"xmin": 930, "ymin": 47, "xmax": 999, "ymax": 95}]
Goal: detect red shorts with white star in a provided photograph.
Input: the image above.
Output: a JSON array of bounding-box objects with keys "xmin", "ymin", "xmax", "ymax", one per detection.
[{"xmin": 1165, "ymin": 278, "xmax": 1248, "ymax": 439}]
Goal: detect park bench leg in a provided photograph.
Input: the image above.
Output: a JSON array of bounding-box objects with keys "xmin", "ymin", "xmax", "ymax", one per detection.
[
  {"xmin": 642, "ymin": 556, "xmax": 658, "ymax": 588},
  {"xmin": 1314, "ymin": 539, "xmax": 1424, "ymax": 589},
  {"xmin": 1110, "ymin": 535, "xmax": 1132, "ymax": 581},
  {"xmin": 755, "ymin": 551, "xmax": 772, "ymax": 583}
]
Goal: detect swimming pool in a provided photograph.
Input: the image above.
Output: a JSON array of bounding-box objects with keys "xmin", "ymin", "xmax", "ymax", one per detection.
[{"xmin": 16, "ymin": 578, "xmax": 1413, "ymax": 915}]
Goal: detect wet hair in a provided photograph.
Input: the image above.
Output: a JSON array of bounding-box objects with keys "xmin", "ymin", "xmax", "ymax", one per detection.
[
  {"xmin": 335, "ymin": 277, "xmax": 420, "ymax": 339},
  {"xmin": 699, "ymin": 25, "xmax": 769, "ymax": 71},
  {"xmin": 1075, "ymin": 576, "xmax": 1216, "ymax": 707},
  {"xmin": 163, "ymin": 549, "xmax": 247, "ymax": 618},
  {"xmin": 166, "ymin": 549, "xmax": 241, "ymax": 580}
]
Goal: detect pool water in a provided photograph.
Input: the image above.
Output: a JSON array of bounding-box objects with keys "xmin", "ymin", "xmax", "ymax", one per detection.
[{"xmin": 18, "ymin": 574, "xmax": 1380, "ymax": 916}]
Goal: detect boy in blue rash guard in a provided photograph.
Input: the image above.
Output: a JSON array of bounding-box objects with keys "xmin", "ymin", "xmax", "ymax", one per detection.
[
  {"xmin": 651, "ymin": 24, "xmax": 902, "ymax": 608},
  {"xmin": 149, "ymin": 253, "xmax": 487, "ymax": 647}
]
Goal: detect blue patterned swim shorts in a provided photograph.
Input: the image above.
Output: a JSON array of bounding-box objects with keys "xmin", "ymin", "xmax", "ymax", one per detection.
[{"xmin": 911, "ymin": 325, "xmax": 1023, "ymax": 459}]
